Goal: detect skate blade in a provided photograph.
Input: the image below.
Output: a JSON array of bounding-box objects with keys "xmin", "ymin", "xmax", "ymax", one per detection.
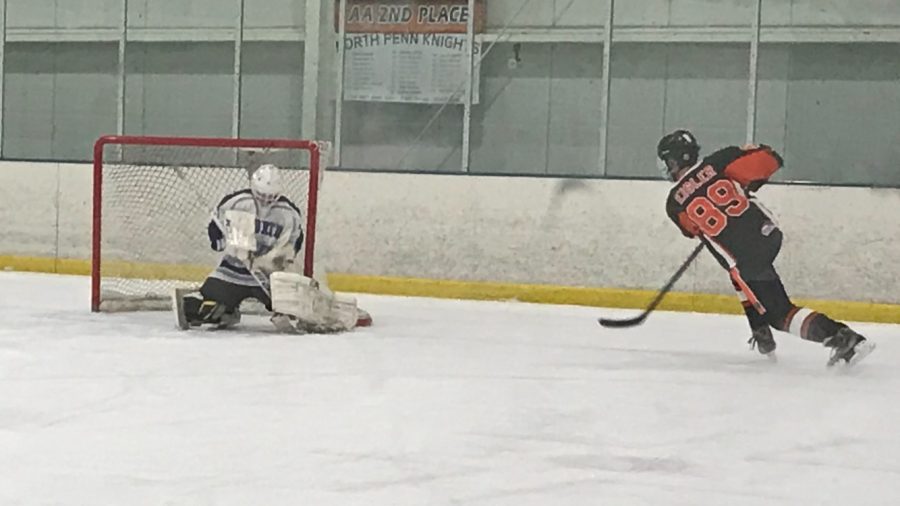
[
  {"xmin": 749, "ymin": 345, "xmax": 777, "ymax": 363},
  {"xmin": 847, "ymin": 341, "xmax": 876, "ymax": 367},
  {"xmin": 827, "ymin": 341, "xmax": 876, "ymax": 368}
]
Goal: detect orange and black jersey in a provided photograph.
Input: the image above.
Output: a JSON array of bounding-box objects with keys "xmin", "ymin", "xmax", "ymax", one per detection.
[{"xmin": 665, "ymin": 145, "xmax": 783, "ymax": 270}]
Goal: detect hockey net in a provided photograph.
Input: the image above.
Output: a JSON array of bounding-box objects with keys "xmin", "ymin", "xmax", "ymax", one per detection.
[{"xmin": 92, "ymin": 135, "xmax": 327, "ymax": 312}]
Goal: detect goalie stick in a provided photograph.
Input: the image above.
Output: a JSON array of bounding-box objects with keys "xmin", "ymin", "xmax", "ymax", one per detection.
[{"xmin": 598, "ymin": 242, "xmax": 705, "ymax": 328}]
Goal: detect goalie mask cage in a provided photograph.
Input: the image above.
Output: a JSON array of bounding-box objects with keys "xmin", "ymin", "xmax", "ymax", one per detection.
[{"xmin": 91, "ymin": 135, "xmax": 324, "ymax": 312}]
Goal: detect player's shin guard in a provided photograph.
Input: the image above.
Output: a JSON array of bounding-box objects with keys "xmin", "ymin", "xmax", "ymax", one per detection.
[
  {"xmin": 782, "ymin": 307, "xmax": 844, "ymax": 343},
  {"xmin": 783, "ymin": 307, "xmax": 874, "ymax": 366}
]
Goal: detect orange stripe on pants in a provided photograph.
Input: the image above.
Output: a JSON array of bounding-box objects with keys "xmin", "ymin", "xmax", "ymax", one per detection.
[{"xmin": 730, "ymin": 268, "xmax": 766, "ymax": 315}]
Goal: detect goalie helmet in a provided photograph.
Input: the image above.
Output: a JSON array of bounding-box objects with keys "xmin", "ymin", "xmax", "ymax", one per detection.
[
  {"xmin": 250, "ymin": 164, "xmax": 283, "ymax": 209},
  {"xmin": 657, "ymin": 129, "xmax": 700, "ymax": 181}
]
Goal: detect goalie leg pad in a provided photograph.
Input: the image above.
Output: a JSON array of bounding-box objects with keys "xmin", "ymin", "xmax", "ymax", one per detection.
[
  {"xmin": 272, "ymin": 272, "xmax": 330, "ymax": 323},
  {"xmin": 333, "ymin": 293, "xmax": 366, "ymax": 329},
  {"xmin": 356, "ymin": 308, "xmax": 373, "ymax": 328},
  {"xmin": 271, "ymin": 272, "xmax": 366, "ymax": 333}
]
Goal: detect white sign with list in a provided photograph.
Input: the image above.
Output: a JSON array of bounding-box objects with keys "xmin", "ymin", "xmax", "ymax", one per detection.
[{"xmin": 343, "ymin": 33, "xmax": 481, "ymax": 105}]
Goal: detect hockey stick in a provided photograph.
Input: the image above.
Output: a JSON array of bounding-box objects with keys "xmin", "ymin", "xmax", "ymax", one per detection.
[{"xmin": 598, "ymin": 242, "xmax": 705, "ymax": 328}]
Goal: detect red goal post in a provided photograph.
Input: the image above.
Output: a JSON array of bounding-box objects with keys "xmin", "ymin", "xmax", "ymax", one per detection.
[{"xmin": 92, "ymin": 135, "xmax": 327, "ymax": 312}]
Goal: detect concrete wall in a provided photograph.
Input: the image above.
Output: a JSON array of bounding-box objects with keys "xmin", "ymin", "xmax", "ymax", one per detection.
[{"xmin": 1, "ymin": 160, "xmax": 897, "ymax": 304}]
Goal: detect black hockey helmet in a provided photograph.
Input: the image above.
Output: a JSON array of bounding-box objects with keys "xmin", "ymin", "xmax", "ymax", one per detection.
[{"xmin": 657, "ymin": 129, "xmax": 700, "ymax": 181}]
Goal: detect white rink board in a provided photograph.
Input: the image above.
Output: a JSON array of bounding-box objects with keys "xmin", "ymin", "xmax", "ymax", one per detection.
[
  {"xmin": 1, "ymin": 272, "xmax": 899, "ymax": 505},
  {"xmin": 0, "ymin": 160, "xmax": 898, "ymax": 303}
]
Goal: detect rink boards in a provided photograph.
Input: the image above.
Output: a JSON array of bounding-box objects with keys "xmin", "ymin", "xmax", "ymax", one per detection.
[{"xmin": 0, "ymin": 160, "xmax": 897, "ymax": 323}]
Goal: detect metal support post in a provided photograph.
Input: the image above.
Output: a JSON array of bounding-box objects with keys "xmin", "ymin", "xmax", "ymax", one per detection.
[
  {"xmin": 598, "ymin": 0, "xmax": 614, "ymax": 175},
  {"xmin": 461, "ymin": 0, "xmax": 476, "ymax": 172},
  {"xmin": 333, "ymin": 0, "xmax": 347, "ymax": 165},
  {"xmin": 302, "ymin": 0, "xmax": 322, "ymax": 139},
  {"xmin": 746, "ymin": 0, "xmax": 762, "ymax": 144},
  {"xmin": 0, "ymin": 0, "xmax": 7, "ymax": 153},
  {"xmin": 232, "ymin": 0, "xmax": 245, "ymax": 137}
]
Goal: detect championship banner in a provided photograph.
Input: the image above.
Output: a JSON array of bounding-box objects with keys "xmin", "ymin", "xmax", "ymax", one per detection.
[
  {"xmin": 337, "ymin": 0, "xmax": 486, "ymax": 34},
  {"xmin": 343, "ymin": 33, "xmax": 481, "ymax": 104}
]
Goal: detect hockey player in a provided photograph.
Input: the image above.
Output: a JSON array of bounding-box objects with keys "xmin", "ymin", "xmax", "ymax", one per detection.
[
  {"xmin": 174, "ymin": 164, "xmax": 370, "ymax": 333},
  {"xmin": 657, "ymin": 129, "xmax": 874, "ymax": 367}
]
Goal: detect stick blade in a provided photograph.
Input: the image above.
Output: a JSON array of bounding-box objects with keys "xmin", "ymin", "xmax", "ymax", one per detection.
[{"xmin": 598, "ymin": 315, "xmax": 647, "ymax": 328}]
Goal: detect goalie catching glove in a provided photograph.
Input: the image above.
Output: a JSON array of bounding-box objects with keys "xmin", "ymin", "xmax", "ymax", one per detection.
[{"xmin": 270, "ymin": 272, "xmax": 372, "ymax": 334}]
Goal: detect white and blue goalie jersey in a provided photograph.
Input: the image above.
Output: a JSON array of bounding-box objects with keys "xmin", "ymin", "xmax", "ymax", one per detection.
[{"xmin": 207, "ymin": 189, "xmax": 304, "ymax": 287}]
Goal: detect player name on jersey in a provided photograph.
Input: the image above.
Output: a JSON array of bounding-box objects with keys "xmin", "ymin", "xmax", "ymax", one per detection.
[
  {"xmin": 674, "ymin": 164, "xmax": 717, "ymax": 205},
  {"xmin": 256, "ymin": 219, "xmax": 284, "ymax": 239},
  {"xmin": 337, "ymin": 0, "xmax": 486, "ymax": 34}
]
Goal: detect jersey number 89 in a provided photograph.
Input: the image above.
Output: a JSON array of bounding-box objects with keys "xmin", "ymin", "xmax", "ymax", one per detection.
[{"xmin": 685, "ymin": 180, "xmax": 749, "ymax": 237}]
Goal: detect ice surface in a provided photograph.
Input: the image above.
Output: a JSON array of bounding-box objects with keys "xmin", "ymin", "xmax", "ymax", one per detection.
[{"xmin": 1, "ymin": 271, "xmax": 898, "ymax": 506}]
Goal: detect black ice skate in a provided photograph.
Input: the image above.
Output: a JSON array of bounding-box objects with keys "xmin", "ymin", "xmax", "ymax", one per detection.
[
  {"xmin": 824, "ymin": 328, "xmax": 875, "ymax": 367},
  {"xmin": 173, "ymin": 288, "xmax": 241, "ymax": 331},
  {"xmin": 747, "ymin": 326, "xmax": 777, "ymax": 358}
]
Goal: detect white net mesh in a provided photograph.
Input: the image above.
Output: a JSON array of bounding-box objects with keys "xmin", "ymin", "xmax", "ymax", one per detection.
[{"xmin": 94, "ymin": 137, "xmax": 321, "ymax": 312}]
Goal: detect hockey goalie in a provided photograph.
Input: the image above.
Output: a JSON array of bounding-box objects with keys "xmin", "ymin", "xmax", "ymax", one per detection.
[{"xmin": 173, "ymin": 163, "xmax": 372, "ymax": 333}]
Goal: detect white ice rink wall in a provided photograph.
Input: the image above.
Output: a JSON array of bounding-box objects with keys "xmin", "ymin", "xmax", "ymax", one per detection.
[{"xmin": 0, "ymin": 160, "xmax": 898, "ymax": 316}]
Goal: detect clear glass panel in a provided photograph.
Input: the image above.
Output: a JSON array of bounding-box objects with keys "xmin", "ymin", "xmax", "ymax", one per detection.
[
  {"xmin": 763, "ymin": 0, "xmax": 900, "ymax": 26},
  {"xmin": 485, "ymin": 0, "xmax": 554, "ymax": 29},
  {"xmin": 470, "ymin": 0, "xmax": 606, "ymax": 175},
  {"xmin": 486, "ymin": 0, "xmax": 605, "ymax": 28},
  {"xmin": 124, "ymin": 42, "xmax": 234, "ymax": 138},
  {"xmin": 757, "ymin": 43, "xmax": 900, "ymax": 186},
  {"xmin": 2, "ymin": 42, "xmax": 118, "ymax": 160},
  {"xmin": 243, "ymin": 0, "xmax": 306, "ymax": 30},
  {"xmin": 341, "ymin": 102, "xmax": 463, "ymax": 171},
  {"xmin": 7, "ymin": 0, "xmax": 122, "ymax": 30},
  {"xmin": 126, "ymin": 0, "xmax": 238, "ymax": 30},
  {"xmin": 239, "ymin": 42, "xmax": 304, "ymax": 139},
  {"xmin": 469, "ymin": 43, "xmax": 603, "ymax": 175},
  {"xmin": 607, "ymin": 43, "xmax": 750, "ymax": 178},
  {"xmin": 613, "ymin": 0, "xmax": 755, "ymax": 27}
]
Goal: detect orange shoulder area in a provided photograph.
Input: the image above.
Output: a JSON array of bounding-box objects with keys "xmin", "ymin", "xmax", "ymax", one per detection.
[{"xmin": 723, "ymin": 150, "xmax": 780, "ymax": 187}]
